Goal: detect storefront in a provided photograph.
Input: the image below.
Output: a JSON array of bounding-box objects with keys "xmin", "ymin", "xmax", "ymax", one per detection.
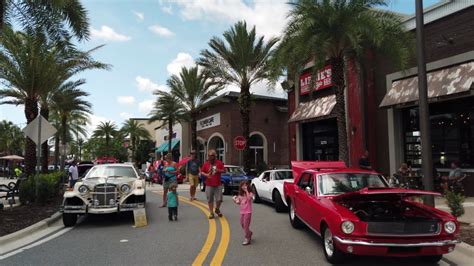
[{"xmin": 189, "ymin": 91, "xmax": 288, "ymax": 169}]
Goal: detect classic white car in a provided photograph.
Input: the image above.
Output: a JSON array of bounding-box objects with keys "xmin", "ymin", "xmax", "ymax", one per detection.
[
  {"xmin": 61, "ymin": 164, "xmax": 146, "ymax": 226},
  {"xmin": 251, "ymin": 169, "xmax": 293, "ymax": 212}
]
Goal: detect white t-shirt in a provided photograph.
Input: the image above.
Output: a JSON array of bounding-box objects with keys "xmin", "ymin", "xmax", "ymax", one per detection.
[{"xmin": 69, "ymin": 165, "xmax": 79, "ymax": 180}]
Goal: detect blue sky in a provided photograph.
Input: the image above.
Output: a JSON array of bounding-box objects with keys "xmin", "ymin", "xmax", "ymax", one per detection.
[{"xmin": 0, "ymin": 0, "xmax": 440, "ymax": 134}]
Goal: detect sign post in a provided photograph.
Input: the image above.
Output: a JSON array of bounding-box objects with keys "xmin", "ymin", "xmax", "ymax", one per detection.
[{"xmin": 22, "ymin": 115, "xmax": 57, "ymax": 198}]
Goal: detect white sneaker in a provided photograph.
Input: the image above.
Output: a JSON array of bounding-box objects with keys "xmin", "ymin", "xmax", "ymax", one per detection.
[{"xmin": 242, "ymin": 239, "xmax": 250, "ymax": 245}]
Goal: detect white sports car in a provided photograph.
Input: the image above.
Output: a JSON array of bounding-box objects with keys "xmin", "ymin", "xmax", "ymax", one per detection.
[
  {"xmin": 61, "ymin": 164, "xmax": 146, "ymax": 226},
  {"xmin": 251, "ymin": 169, "xmax": 293, "ymax": 212}
]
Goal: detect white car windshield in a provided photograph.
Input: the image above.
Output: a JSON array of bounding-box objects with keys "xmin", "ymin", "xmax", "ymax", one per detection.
[
  {"xmin": 274, "ymin": 171, "xmax": 293, "ymax": 180},
  {"xmin": 86, "ymin": 166, "xmax": 137, "ymax": 179},
  {"xmin": 318, "ymin": 173, "xmax": 388, "ymax": 195}
]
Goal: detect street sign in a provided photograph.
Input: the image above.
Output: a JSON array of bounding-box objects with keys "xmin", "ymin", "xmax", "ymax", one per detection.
[
  {"xmin": 22, "ymin": 115, "xmax": 57, "ymax": 145},
  {"xmin": 233, "ymin": 136, "xmax": 246, "ymax": 151}
]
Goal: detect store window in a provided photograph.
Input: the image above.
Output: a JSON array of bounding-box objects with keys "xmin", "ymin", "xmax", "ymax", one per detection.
[
  {"xmin": 249, "ymin": 134, "xmax": 265, "ymax": 169},
  {"xmin": 208, "ymin": 135, "xmax": 225, "ymax": 162},
  {"xmin": 198, "ymin": 140, "xmax": 206, "ymax": 164},
  {"xmin": 402, "ymin": 97, "xmax": 474, "ymax": 168}
]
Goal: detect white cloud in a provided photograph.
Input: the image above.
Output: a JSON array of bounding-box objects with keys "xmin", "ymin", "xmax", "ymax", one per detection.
[
  {"xmin": 133, "ymin": 11, "xmax": 144, "ymax": 21},
  {"xmin": 161, "ymin": 0, "xmax": 290, "ymax": 39},
  {"xmin": 90, "ymin": 26, "xmax": 131, "ymax": 42},
  {"xmin": 149, "ymin": 24, "xmax": 175, "ymax": 37},
  {"xmin": 117, "ymin": 96, "xmax": 136, "ymax": 106},
  {"xmin": 120, "ymin": 112, "xmax": 132, "ymax": 119},
  {"xmin": 138, "ymin": 100, "xmax": 154, "ymax": 114},
  {"xmin": 135, "ymin": 76, "xmax": 168, "ymax": 93},
  {"xmin": 225, "ymin": 79, "xmax": 287, "ymax": 99},
  {"xmin": 167, "ymin": 53, "xmax": 195, "ymax": 76},
  {"xmin": 162, "ymin": 6, "xmax": 173, "ymax": 14}
]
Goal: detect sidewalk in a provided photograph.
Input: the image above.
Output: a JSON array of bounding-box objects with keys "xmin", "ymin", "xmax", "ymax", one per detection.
[{"xmin": 435, "ymin": 196, "xmax": 474, "ymax": 225}]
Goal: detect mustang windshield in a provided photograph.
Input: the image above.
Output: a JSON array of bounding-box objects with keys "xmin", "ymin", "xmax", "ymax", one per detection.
[
  {"xmin": 319, "ymin": 173, "xmax": 388, "ymax": 195},
  {"xmin": 225, "ymin": 167, "xmax": 246, "ymax": 175},
  {"xmin": 274, "ymin": 171, "xmax": 293, "ymax": 180},
  {"xmin": 86, "ymin": 166, "xmax": 137, "ymax": 179}
]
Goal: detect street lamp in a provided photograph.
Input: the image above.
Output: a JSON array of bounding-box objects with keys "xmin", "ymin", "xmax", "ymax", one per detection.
[{"xmin": 416, "ymin": 0, "xmax": 434, "ymax": 206}]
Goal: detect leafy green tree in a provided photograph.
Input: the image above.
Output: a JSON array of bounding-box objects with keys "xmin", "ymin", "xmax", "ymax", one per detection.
[
  {"xmin": 1, "ymin": 0, "xmax": 89, "ymax": 41},
  {"xmin": 274, "ymin": 0, "xmax": 413, "ymax": 164},
  {"xmin": 168, "ymin": 66, "xmax": 222, "ymax": 151},
  {"xmin": 149, "ymin": 92, "xmax": 186, "ymax": 155},
  {"xmin": 198, "ymin": 21, "xmax": 278, "ymax": 171},
  {"xmin": 92, "ymin": 121, "xmax": 119, "ymax": 156},
  {"xmin": 0, "ymin": 120, "xmax": 24, "ymax": 155},
  {"xmin": 121, "ymin": 119, "xmax": 151, "ymax": 164}
]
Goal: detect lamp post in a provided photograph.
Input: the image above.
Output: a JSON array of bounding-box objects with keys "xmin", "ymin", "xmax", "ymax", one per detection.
[{"xmin": 416, "ymin": 0, "xmax": 434, "ymax": 206}]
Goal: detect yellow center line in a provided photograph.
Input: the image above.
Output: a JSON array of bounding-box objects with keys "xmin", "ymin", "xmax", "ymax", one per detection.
[
  {"xmin": 152, "ymin": 191, "xmax": 216, "ymax": 266},
  {"xmin": 190, "ymin": 198, "xmax": 231, "ymax": 266}
]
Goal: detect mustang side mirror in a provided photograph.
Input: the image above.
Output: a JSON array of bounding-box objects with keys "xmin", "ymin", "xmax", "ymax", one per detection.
[{"xmin": 305, "ymin": 186, "xmax": 313, "ymax": 195}]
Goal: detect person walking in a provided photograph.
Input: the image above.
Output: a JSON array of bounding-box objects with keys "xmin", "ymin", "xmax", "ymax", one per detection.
[
  {"xmin": 68, "ymin": 160, "xmax": 79, "ymax": 188},
  {"xmin": 201, "ymin": 149, "xmax": 225, "ymax": 219},
  {"xmin": 358, "ymin": 150, "xmax": 372, "ymax": 170},
  {"xmin": 186, "ymin": 151, "xmax": 201, "ymax": 201},
  {"xmin": 232, "ymin": 180, "xmax": 254, "ymax": 245},
  {"xmin": 160, "ymin": 153, "xmax": 177, "ymax": 208},
  {"xmin": 167, "ymin": 183, "xmax": 179, "ymax": 221}
]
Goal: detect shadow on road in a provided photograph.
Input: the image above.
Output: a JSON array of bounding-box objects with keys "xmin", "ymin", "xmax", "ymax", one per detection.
[{"xmin": 75, "ymin": 212, "xmax": 135, "ymax": 228}]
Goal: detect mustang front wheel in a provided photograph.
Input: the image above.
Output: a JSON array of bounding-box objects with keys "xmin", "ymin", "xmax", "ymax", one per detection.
[
  {"xmin": 63, "ymin": 213, "xmax": 77, "ymax": 227},
  {"xmin": 322, "ymin": 225, "xmax": 346, "ymax": 264}
]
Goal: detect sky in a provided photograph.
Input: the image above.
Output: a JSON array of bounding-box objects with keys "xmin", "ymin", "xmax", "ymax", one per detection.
[{"xmin": 0, "ymin": 0, "xmax": 440, "ymax": 135}]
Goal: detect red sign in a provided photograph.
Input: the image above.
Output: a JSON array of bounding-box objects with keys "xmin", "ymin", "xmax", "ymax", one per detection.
[
  {"xmin": 233, "ymin": 136, "xmax": 246, "ymax": 151},
  {"xmin": 299, "ymin": 65, "xmax": 333, "ymax": 95}
]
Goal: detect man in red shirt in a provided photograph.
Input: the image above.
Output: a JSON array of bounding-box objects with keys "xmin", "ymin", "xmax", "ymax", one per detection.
[{"xmin": 201, "ymin": 149, "xmax": 225, "ymax": 219}]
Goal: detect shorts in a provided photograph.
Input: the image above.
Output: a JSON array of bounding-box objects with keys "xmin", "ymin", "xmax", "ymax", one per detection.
[
  {"xmin": 188, "ymin": 174, "xmax": 199, "ymax": 186},
  {"xmin": 163, "ymin": 180, "xmax": 177, "ymax": 190},
  {"xmin": 69, "ymin": 179, "xmax": 78, "ymax": 188},
  {"xmin": 206, "ymin": 186, "xmax": 223, "ymax": 203}
]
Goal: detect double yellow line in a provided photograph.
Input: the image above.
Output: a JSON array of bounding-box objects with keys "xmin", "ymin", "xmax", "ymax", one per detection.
[
  {"xmin": 153, "ymin": 190, "xmax": 230, "ymax": 265},
  {"xmin": 180, "ymin": 197, "xmax": 230, "ymax": 266}
]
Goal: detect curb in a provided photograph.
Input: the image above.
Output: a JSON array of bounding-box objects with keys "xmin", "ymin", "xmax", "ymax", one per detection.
[
  {"xmin": 0, "ymin": 211, "xmax": 61, "ymax": 246},
  {"xmin": 456, "ymin": 242, "xmax": 474, "ymax": 256}
]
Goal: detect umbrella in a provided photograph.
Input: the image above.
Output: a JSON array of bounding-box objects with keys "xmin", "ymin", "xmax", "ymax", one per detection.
[
  {"xmin": 177, "ymin": 156, "xmax": 192, "ymax": 168},
  {"xmin": 0, "ymin": 155, "xmax": 24, "ymax": 161}
]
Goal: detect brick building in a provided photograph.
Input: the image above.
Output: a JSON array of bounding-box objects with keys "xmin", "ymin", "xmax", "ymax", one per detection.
[{"xmin": 192, "ymin": 91, "xmax": 289, "ymax": 169}]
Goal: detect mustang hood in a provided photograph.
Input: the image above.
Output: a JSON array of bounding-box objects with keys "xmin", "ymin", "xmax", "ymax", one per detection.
[{"xmin": 333, "ymin": 187, "xmax": 440, "ymax": 201}]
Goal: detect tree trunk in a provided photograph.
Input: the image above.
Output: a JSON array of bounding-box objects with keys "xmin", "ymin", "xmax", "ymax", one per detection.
[
  {"xmin": 0, "ymin": 0, "xmax": 5, "ymax": 33},
  {"xmin": 24, "ymin": 98, "xmax": 38, "ymax": 177},
  {"xmin": 40, "ymin": 107, "xmax": 49, "ymax": 173},
  {"xmin": 191, "ymin": 111, "xmax": 198, "ymax": 151},
  {"xmin": 331, "ymin": 57, "xmax": 349, "ymax": 165},
  {"xmin": 60, "ymin": 116, "xmax": 67, "ymax": 171},
  {"xmin": 54, "ymin": 134, "xmax": 60, "ymax": 169},
  {"xmin": 239, "ymin": 85, "xmax": 252, "ymax": 172},
  {"xmin": 168, "ymin": 119, "xmax": 173, "ymax": 155}
]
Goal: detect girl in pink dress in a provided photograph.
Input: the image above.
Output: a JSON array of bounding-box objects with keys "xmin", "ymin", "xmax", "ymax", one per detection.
[{"xmin": 232, "ymin": 180, "xmax": 253, "ymax": 245}]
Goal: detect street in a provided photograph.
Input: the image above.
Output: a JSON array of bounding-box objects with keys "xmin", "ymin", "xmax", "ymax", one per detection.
[{"xmin": 1, "ymin": 184, "xmax": 466, "ymax": 265}]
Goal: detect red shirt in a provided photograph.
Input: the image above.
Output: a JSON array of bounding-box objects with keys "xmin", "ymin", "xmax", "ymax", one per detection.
[{"xmin": 202, "ymin": 160, "xmax": 224, "ymax": 187}]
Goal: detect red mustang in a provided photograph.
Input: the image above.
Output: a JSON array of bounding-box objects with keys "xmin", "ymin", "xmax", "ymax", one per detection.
[{"xmin": 283, "ymin": 161, "xmax": 460, "ymax": 264}]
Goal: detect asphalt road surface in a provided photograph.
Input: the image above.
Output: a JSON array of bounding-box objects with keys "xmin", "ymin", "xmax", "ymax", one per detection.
[{"xmin": 0, "ymin": 185, "xmax": 458, "ymax": 265}]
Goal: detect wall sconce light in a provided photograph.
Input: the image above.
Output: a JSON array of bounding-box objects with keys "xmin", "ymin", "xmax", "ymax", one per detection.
[{"xmin": 351, "ymin": 126, "xmax": 357, "ymax": 136}]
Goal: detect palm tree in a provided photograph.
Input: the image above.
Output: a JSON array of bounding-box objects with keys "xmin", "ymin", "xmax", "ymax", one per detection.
[
  {"xmin": 121, "ymin": 119, "xmax": 151, "ymax": 163},
  {"xmin": 0, "ymin": 0, "xmax": 89, "ymax": 41},
  {"xmin": 52, "ymin": 85, "xmax": 92, "ymax": 170},
  {"xmin": 167, "ymin": 66, "xmax": 222, "ymax": 151},
  {"xmin": 92, "ymin": 121, "xmax": 119, "ymax": 156},
  {"xmin": 0, "ymin": 120, "xmax": 24, "ymax": 155},
  {"xmin": 198, "ymin": 21, "xmax": 278, "ymax": 171},
  {"xmin": 275, "ymin": 0, "xmax": 413, "ymax": 164},
  {"xmin": 149, "ymin": 92, "xmax": 187, "ymax": 155}
]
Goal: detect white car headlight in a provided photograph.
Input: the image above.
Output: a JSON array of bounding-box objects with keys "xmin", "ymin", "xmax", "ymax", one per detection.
[
  {"xmin": 78, "ymin": 185, "xmax": 89, "ymax": 194},
  {"xmin": 341, "ymin": 221, "xmax": 355, "ymax": 234},
  {"xmin": 121, "ymin": 184, "xmax": 131, "ymax": 194},
  {"xmin": 444, "ymin": 221, "xmax": 456, "ymax": 234}
]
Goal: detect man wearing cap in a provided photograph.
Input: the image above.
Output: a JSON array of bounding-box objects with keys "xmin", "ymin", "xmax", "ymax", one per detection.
[
  {"xmin": 201, "ymin": 149, "xmax": 225, "ymax": 219},
  {"xmin": 186, "ymin": 150, "xmax": 201, "ymax": 201}
]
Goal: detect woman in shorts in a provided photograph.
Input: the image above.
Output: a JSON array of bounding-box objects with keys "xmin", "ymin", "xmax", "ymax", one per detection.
[{"xmin": 161, "ymin": 153, "xmax": 178, "ymax": 207}]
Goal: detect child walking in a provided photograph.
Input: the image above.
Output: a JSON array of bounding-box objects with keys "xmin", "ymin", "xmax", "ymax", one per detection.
[
  {"xmin": 232, "ymin": 181, "xmax": 253, "ymax": 245},
  {"xmin": 167, "ymin": 183, "xmax": 179, "ymax": 221}
]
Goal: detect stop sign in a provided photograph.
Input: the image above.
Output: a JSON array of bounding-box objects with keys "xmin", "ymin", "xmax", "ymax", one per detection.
[{"xmin": 233, "ymin": 136, "xmax": 246, "ymax": 151}]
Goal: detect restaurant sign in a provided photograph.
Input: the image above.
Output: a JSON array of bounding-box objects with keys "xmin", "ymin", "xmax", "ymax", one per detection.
[
  {"xmin": 299, "ymin": 65, "xmax": 333, "ymax": 95},
  {"xmin": 197, "ymin": 113, "xmax": 221, "ymax": 131}
]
